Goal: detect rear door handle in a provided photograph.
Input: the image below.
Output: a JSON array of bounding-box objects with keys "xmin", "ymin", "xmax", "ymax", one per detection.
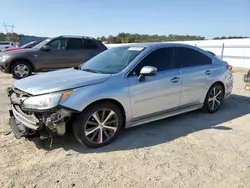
[
  {"xmin": 205, "ymin": 70, "xmax": 211, "ymax": 75},
  {"xmin": 171, "ymin": 77, "xmax": 180, "ymax": 83}
]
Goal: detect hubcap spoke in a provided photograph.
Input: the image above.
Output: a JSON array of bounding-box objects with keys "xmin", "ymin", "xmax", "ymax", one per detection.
[
  {"xmin": 97, "ymin": 129, "xmax": 103, "ymax": 143},
  {"xmin": 215, "ymin": 90, "xmax": 221, "ymax": 97},
  {"xmin": 105, "ymin": 120, "xmax": 117, "ymax": 125},
  {"xmin": 85, "ymin": 126, "xmax": 99, "ymax": 136},
  {"xmin": 101, "ymin": 110, "xmax": 106, "ymax": 122},
  {"xmin": 212, "ymin": 100, "xmax": 215, "ymax": 109},
  {"xmin": 213, "ymin": 87, "xmax": 216, "ymax": 96},
  {"xmin": 90, "ymin": 129, "xmax": 99, "ymax": 141},
  {"xmin": 92, "ymin": 111, "xmax": 101, "ymax": 124},
  {"xmin": 103, "ymin": 129, "xmax": 110, "ymax": 138},
  {"xmin": 103, "ymin": 111, "xmax": 115, "ymax": 124},
  {"xmin": 86, "ymin": 120, "xmax": 98, "ymax": 126},
  {"xmin": 103, "ymin": 125, "xmax": 117, "ymax": 132},
  {"xmin": 215, "ymin": 98, "xmax": 221, "ymax": 105}
]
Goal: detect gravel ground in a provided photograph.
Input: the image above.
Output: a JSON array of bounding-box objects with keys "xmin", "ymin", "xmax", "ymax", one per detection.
[{"xmin": 1, "ymin": 69, "xmax": 250, "ymax": 188}]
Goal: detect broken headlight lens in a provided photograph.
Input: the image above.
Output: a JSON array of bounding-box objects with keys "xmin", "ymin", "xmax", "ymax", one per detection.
[{"xmin": 22, "ymin": 90, "xmax": 73, "ymax": 110}]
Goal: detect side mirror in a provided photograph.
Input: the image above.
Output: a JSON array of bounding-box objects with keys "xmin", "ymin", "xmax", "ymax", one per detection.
[
  {"xmin": 41, "ymin": 45, "xmax": 51, "ymax": 52},
  {"xmin": 138, "ymin": 66, "xmax": 157, "ymax": 82}
]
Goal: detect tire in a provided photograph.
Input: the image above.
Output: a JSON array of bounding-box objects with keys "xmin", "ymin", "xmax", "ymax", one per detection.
[
  {"xmin": 73, "ymin": 102, "xmax": 123, "ymax": 148},
  {"xmin": 11, "ymin": 61, "xmax": 32, "ymax": 79},
  {"xmin": 203, "ymin": 83, "xmax": 224, "ymax": 113}
]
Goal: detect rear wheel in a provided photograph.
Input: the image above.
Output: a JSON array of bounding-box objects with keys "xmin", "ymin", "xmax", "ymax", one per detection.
[
  {"xmin": 11, "ymin": 61, "xmax": 32, "ymax": 79},
  {"xmin": 203, "ymin": 83, "xmax": 224, "ymax": 113},
  {"xmin": 73, "ymin": 102, "xmax": 123, "ymax": 148}
]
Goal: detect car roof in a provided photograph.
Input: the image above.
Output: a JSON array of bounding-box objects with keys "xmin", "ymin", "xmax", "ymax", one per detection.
[
  {"xmin": 114, "ymin": 42, "xmax": 196, "ymax": 49},
  {"xmin": 57, "ymin": 35, "xmax": 95, "ymax": 40}
]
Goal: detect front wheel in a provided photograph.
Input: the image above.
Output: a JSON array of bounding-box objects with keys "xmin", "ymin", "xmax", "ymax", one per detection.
[
  {"xmin": 203, "ymin": 83, "xmax": 224, "ymax": 113},
  {"xmin": 73, "ymin": 102, "xmax": 123, "ymax": 148},
  {"xmin": 11, "ymin": 61, "xmax": 32, "ymax": 79}
]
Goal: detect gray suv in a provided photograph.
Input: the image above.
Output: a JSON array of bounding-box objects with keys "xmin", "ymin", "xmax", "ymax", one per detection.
[
  {"xmin": 7, "ymin": 43, "xmax": 233, "ymax": 148},
  {"xmin": 0, "ymin": 35, "xmax": 107, "ymax": 79}
]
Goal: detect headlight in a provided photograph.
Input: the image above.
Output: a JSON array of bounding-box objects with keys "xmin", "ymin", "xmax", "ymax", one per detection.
[
  {"xmin": 0, "ymin": 54, "xmax": 10, "ymax": 62},
  {"xmin": 22, "ymin": 90, "xmax": 73, "ymax": 110}
]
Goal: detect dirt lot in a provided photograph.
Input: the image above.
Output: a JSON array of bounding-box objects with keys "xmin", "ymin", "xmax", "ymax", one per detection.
[{"xmin": 1, "ymin": 69, "xmax": 250, "ymax": 188}]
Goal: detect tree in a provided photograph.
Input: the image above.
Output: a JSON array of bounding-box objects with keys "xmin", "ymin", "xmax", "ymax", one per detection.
[{"xmin": 99, "ymin": 33, "xmax": 207, "ymax": 43}]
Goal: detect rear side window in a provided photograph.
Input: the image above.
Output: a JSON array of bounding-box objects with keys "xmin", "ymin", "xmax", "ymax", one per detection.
[
  {"xmin": 66, "ymin": 38, "xmax": 98, "ymax": 50},
  {"xmin": 83, "ymin": 39, "xmax": 98, "ymax": 49},
  {"xmin": 66, "ymin": 38, "xmax": 83, "ymax": 50},
  {"xmin": 137, "ymin": 47, "xmax": 175, "ymax": 72},
  {"xmin": 175, "ymin": 47, "xmax": 212, "ymax": 68}
]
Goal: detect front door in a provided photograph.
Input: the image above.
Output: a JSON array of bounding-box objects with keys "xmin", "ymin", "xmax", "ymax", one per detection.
[
  {"xmin": 127, "ymin": 47, "xmax": 181, "ymax": 120},
  {"xmin": 35, "ymin": 38, "xmax": 68, "ymax": 70}
]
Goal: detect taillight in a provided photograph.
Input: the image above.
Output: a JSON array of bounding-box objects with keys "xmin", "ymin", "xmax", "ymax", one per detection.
[{"xmin": 226, "ymin": 65, "xmax": 232, "ymax": 72}]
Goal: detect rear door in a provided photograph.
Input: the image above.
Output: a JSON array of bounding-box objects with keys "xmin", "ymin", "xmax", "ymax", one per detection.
[
  {"xmin": 174, "ymin": 47, "xmax": 213, "ymax": 107},
  {"xmin": 60, "ymin": 38, "xmax": 104, "ymax": 68},
  {"xmin": 127, "ymin": 47, "xmax": 181, "ymax": 120}
]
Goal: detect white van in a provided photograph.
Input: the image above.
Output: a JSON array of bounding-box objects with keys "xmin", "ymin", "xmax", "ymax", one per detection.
[{"xmin": 0, "ymin": 41, "xmax": 17, "ymax": 51}]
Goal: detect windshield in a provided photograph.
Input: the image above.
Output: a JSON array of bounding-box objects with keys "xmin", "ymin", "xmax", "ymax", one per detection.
[
  {"xmin": 80, "ymin": 46, "xmax": 144, "ymax": 74},
  {"xmin": 32, "ymin": 39, "xmax": 50, "ymax": 49},
  {"xmin": 20, "ymin": 42, "xmax": 36, "ymax": 48}
]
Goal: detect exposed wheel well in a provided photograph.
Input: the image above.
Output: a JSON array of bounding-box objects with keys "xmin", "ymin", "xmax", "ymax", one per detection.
[
  {"xmin": 10, "ymin": 59, "xmax": 34, "ymax": 73},
  {"xmin": 86, "ymin": 99, "xmax": 126, "ymax": 127}
]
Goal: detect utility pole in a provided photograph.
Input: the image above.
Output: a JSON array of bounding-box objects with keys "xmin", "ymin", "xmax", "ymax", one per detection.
[{"xmin": 3, "ymin": 22, "xmax": 15, "ymax": 41}]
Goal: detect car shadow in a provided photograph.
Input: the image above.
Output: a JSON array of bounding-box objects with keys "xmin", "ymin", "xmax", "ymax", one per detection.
[{"xmin": 32, "ymin": 94, "xmax": 250, "ymax": 153}]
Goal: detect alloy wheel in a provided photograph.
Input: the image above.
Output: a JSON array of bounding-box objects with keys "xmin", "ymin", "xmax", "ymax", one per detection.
[
  {"xmin": 14, "ymin": 64, "xmax": 30, "ymax": 78},
  {"xmin": 84, "ymin": 109, "xmax": 118, "ymax": 144},
  {"xmin": 208, "ymin": 86, "xmax": 223, "ymax": 111}
]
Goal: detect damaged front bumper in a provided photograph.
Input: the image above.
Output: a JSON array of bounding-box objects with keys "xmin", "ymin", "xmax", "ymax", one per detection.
[{"xmin": 7, "ymin": 87, "xmax": 72, "ymax": 139}]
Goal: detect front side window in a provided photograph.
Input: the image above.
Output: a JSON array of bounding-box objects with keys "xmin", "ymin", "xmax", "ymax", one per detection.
[
  {"xmin": 131, "ymin": 47, "xmax": 175, "ymax": 75},
  {"xmin": 47, "ymin": 39, "xmax": 67, "ymax": 50},
  {"xmin": 80, "ymin": 46, "xmax": 144, "ymax": 74},
  {"xmin": 175, "ymin": 47, "xmax": 212, "ymax": 68}
]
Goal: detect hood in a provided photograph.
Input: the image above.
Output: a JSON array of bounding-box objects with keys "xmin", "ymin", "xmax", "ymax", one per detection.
[
  {"xmin": 2, "ymin": 48, "xmax": 38, "ymax": 55},
  {"xmin": 13, "ymin": 68, "xmax": 111, "ymax": 95},
  {"xmin": 2, "ymin": 47, "xmax": 23, "ymax": 52}
]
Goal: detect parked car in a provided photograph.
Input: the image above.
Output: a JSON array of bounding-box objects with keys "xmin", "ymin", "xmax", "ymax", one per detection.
[
  {"xmin": 1, "ymin": 41, "xmax": 41, "ymax": 52},
  {"xmin": 0, "ymin": 41, "xmax": 17, "ymax": 51},
  {"xmin": 7, "ymin": 43, "xmax": 233, "ymax": 148},
  {"xmin": 0, "ymin": 35, "xmax": 107, "ymax": 79}
]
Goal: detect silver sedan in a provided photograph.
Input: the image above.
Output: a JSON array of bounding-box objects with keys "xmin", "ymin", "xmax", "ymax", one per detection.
[{"xmin": 8, "ymin": 43, "xmax": 233, "ymax": 148}]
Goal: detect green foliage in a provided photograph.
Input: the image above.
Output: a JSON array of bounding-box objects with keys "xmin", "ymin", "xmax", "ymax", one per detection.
[
  {"xmin": 213, "ymin": 36, "xmax": 248, "ymax": 40},
  {"xmin": 98, "ymin": 33, "xmax": 206, "ymax": 43},
  {"xmin": 0, "ymin": 32, "xmax": 20, "ymax": 42}
]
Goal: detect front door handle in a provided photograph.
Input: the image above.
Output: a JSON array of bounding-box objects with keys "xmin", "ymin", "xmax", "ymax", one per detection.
[
  {"xmin": 205, "ymin": 70, "xmax": 212, "ymax": 75},
  {"xmin": 171, "ymin": 77, "xmax": 180, "ymax": 83}
]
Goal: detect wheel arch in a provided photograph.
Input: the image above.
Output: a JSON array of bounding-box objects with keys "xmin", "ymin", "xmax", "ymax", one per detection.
[
  {"xmin": 209, "ymin": 81, "xmax": 225, "ymax": 97},
  {"xmin": 9, "ymin": 58, "xmax": 34, "ymax": 73}
]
